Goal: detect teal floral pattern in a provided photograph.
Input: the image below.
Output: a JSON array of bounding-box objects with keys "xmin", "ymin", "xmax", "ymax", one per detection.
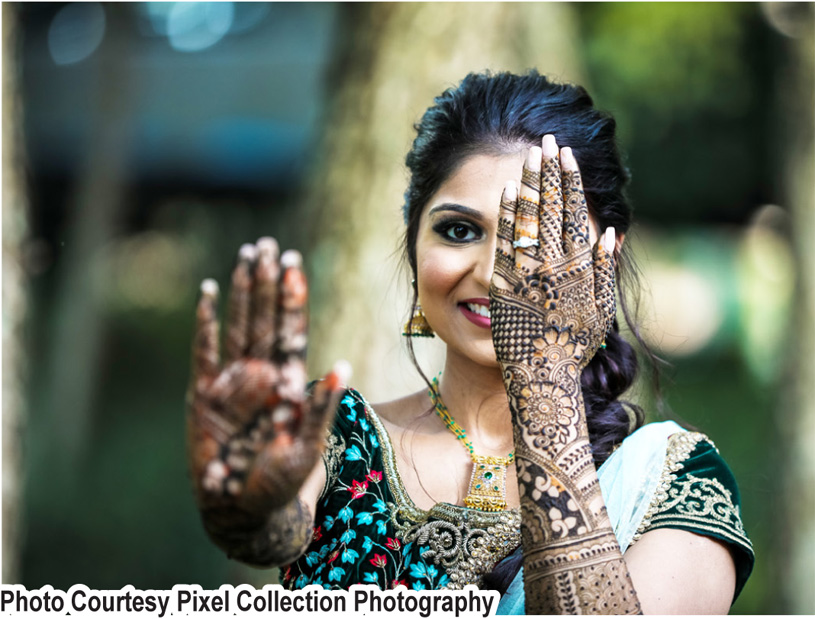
[{"xmin": 281, "ymin": 390, "xmax": 451, "ymax": 590}]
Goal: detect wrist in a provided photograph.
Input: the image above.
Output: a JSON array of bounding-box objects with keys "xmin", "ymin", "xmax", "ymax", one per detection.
[
  {"xmin": 514, "ymin": 440, "xmax": 608, "ymax": 530},
  {"xmin": 202, "ymin": 498, "xmax": 314, "ymax": 567},
  {"xmin": 503, "ymin": 368, "xmax": 588, "ymax": 433}
]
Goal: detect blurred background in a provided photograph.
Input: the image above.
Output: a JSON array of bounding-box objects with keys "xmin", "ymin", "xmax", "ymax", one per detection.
[{"xmin": 3, "ymin": 2, "xmax": 813, "ymax": 613}]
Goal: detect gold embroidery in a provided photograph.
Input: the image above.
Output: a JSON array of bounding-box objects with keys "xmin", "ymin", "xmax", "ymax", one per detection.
[
  {"xmin": 649, "ymin": 474, "xmax": 752, "ymax": 550},
  {"xmin": 632, "ymin": 431, "xmax": 706, "ymax": 542},
  {"xmin": 319, "ymin": 431, "xmax": 346, "ymax": 501},
  {"xmin": 632, "ymin": 432, "xmax": 751, "ymax": 553},
  {"xmin": 361, "ymin": 395, "xmax": 521, "ymax": 587}
]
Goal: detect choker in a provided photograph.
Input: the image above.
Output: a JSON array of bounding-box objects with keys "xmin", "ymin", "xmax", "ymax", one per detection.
[{"xmin": 428, "ymin": 377, "xmax": 514, "ymax": 511}]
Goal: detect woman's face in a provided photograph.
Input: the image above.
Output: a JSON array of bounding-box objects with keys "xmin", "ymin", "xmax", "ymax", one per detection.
[{"xmin": 414, "ymin": 151, "xmax": 601, "ymax": 368}]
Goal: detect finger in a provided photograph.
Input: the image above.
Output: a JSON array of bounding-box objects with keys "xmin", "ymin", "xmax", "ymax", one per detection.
[
  {"xmin": 593, "ymin": 227, "xmax": 617, "ymax": 340},
  {"xmin": 561, "ymin": 147, "xmax": 591, "ymax": 258},
  {"xmin": 275, "ymin": 250, "xmax": 308, "ymax": 363},
  {"xmin": 192, "ymin": 279, "xmax": 221, "ymax": 383},
  {"xmin": 540, "ymin": 134, "xmax": 564, "ymax": 263},
  {"xmin": 515, "ymin": 146, "xmax": 542, "ymax": 272},
  {"xmin": 494, "ymin": 180, "xmax": 517, "ymax": 288},
  {"xmin": 225, "ymin": 244, "xmax": 257, "ymax": 363},
  {"xmin": 300, "ymin": 360, "xmax": 352, "ymax": 444},
  {"xmin": 248, "ymin": 237, "xmax": 280, "ymax": 359}
]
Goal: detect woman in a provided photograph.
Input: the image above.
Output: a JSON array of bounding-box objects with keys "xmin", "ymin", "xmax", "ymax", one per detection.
[{"xmin": 187, "ymin": 71, "xmax": 753, "ymax": 613}]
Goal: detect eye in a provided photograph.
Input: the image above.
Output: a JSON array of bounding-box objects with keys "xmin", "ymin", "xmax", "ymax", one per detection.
[
  {"xmin": 433, "ymin": 220, "xmax": 482, "ymax": 243},
  {"xmin": 448, "ymin": 223, "xmax": 476, "ymax": 241}
]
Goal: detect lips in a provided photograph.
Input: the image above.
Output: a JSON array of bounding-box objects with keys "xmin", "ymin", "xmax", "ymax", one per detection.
[{"xmin": 458, "ymin": 298, "xmax": 491, "ymax": 328}]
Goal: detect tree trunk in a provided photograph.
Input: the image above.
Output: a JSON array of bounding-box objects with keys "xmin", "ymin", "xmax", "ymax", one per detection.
[
  {"xmin": 39, "ymin": 4, "xmax": 137, "ymax": 488},
  {"xmin": 2, "ymin": 2, "xmax": 28, "ymax": 584},
  {"xmin": 302, "ymin": 3, "xmax": 583, "ymax": 401}
]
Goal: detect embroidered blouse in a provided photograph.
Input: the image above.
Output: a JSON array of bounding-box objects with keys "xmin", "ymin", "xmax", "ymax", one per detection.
[
  {"xmin": 631, "ymin": 430, "xmax": 754, "ymax": 598},
  {"xmin": 281, "ymin": 389, "xmax": 754, "ymax": 598}
]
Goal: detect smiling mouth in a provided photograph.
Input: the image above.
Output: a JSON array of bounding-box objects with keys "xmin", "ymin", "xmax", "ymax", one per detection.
[
  {"xmin": 464, "ymin": 302, "xmax": 491, "ymax": 318},
  {"xmin": 459, "ymin": 301, "xmax": 491, "ymax": 329}
]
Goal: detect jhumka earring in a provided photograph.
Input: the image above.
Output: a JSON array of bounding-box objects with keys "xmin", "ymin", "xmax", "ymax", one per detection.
[{"xmin": 402, "ymin": 303, "xmax": 435, "ymax": 338}]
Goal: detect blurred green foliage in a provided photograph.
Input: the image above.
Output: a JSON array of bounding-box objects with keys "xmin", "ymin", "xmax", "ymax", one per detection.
[{"xmin": 579, "ymin": 3, "xmax": 772, "ymax": 224}]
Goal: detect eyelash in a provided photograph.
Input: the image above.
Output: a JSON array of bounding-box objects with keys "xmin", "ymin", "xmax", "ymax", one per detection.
[{"xmin": 432, "ymin": 219, "xmax": 484, "ymax": 244}]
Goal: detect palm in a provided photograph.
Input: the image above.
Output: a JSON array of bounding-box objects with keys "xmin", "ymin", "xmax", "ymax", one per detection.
[{"xmin": 187, "ymin": 238, "xmax": 340, "ymax": 516}]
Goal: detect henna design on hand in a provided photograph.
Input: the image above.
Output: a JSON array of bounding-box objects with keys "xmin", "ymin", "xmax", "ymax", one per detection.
[
  {"xmin": 187, "ymin": 238, "xmax": 346, "ymax": 566},
  {"xmin": 491, "ymin": 140, "xmax": 640, "ymax": 614}
]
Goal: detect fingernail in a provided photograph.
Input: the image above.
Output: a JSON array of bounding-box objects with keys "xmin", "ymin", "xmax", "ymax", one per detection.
[
  {"xmin": 561, "ymin": 147, "xmax": 577, "ymax": 171},
  {"xmin": 604, "ymin": 227, "xmax": 616, "ymax": 252},
  {"xmin": 526, "ymin": 146, "xmax": 542, "ymax": 170},
  {"xmin": 201, "ymin": 279, "xmax": 219, "ymax": 297},
  {"xmin": 334, "ymin": 359, "xmax": 352, "ymax": 384},
  {"xmin": 504, "ymin": 180, "xmax": 517, "ymax": 201},
  {"xmin": 280, "ymin": 249, "xmax": 303, "ymax": 269},
  {"xmin": 238, "ymin": 243, "xmax": 258, "ymax": 262},
  {"xmin": 325, "ymin": 360, "xmax": 352, "ymax": 390},
  {"xmin": 542, "ymin": 134, "xmax": 558, "ymax": 158},
  {"xmin": 257, "ymin": 237, "xmax": 279, "ymax": 261}
]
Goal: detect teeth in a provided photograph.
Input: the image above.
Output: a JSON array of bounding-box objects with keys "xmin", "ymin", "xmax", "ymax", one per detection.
[{"xmin": 466, "ymin": 303, "xmax": 491, "ymax": 318}]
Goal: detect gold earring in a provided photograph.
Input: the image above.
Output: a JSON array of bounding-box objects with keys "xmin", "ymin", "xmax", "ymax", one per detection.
[{"xmin": 402, "ymin": 303, "xmax": 435, "ymax": 338}]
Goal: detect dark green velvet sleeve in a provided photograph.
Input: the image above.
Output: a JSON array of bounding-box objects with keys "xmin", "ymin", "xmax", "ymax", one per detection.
[{"xmin": 635, "ymin": 434, "xmax": 754, "ymax": 601}]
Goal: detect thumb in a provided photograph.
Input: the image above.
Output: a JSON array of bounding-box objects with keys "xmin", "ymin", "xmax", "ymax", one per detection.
[{"xmin": 300, "ymin": 360, "xmax": 352, "ymax": 444}]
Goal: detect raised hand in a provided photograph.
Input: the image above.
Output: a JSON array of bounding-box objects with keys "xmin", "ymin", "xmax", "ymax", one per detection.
[
  {"xmin": 187, "ymin": 238, "xmax": 346, "ymax": 564},
  {"xmin": 491, "ymin": 137, "xmax": 640, "ymax": 614},
  {"xmin": 491, "ymin": 137, "xmax": 619, "ymax": 460},
  {"xmin": 491, "ymin": 137, "xmax": 616, "ymax": 375}
]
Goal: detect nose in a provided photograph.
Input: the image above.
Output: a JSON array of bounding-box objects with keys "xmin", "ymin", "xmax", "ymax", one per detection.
[{"xmin": 474, "ymin": 234, "xmax": 497, "ymax": 289}]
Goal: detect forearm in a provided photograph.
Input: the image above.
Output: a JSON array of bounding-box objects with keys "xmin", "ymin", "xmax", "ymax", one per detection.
[
  {"xmin": 504, "ymin": 364, "xmax": 641, "ymax": 614},
  {"xmin": 200, "ymin": 498, "xmax": 314, "ymax": 568}
]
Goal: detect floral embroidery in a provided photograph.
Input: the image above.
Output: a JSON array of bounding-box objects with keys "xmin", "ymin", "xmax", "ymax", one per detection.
[
  {"xmin": 284, "ymin": 390, "xmax": 460, "ymax": 591},
  {"xmin": 348, "ymin": 479, "xmax": 368, "ymax": 499},
  {"xmin": 287, "ymin": 389, "xmax": 753, "ymax": 596},
  {"xmin": 386, "ymin": 537, "xmax": 401, "ymax": 551}
]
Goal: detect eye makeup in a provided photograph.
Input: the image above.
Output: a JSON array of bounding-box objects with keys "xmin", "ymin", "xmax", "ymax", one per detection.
[
  {"xmin": 432, "ymin": 218, "xmax": 483, "ymax": 243},
  {"xmin": 428, "ymin": 203, "xmax": 486, "ymax": 244}
]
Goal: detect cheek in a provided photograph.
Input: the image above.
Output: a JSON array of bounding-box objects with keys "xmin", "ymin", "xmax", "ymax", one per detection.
[{"xmin": 417, "ymin": 247, "xmax": 461, "ymax": 299}]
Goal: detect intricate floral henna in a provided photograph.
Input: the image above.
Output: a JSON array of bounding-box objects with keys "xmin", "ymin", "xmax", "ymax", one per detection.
[{"xmin": 491, "ymin": 142, "xmax": 640, "ymax": 614}]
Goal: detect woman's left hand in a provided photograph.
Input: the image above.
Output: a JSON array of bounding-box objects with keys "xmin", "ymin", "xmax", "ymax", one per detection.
[{"xmin": 490, "ymin": 134, "xmax": 617, "ymax": 377}]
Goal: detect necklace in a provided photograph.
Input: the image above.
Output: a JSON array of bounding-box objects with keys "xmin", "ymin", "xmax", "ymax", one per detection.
[{"xmin": 428, "ymin": 377, "xmax": 514, "ymax": 512}]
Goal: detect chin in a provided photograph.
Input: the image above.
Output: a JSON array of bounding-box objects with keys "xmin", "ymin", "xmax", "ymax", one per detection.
[
  {"xmin": 432, "ymin": 322, "xmax": 501, "ymax": 368},
  {"xmin": 455, "ymin": 341, "xmax": 501, "ymax": 369}
]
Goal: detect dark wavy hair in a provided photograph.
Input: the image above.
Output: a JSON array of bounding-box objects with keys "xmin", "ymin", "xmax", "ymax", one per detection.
[{"xmin": 400, "ymin": 70, "xmax": 656, "ymax": 593}]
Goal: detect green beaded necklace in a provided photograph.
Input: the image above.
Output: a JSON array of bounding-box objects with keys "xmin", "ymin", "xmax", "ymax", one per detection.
[{"xmin": 429, "ymin": 376, "xmax": 514, "ymax": 512}]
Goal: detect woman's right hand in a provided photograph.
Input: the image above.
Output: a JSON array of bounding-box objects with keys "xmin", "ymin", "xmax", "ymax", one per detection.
[{"xmin": 187, "ymin": 237, "xmax": 347, "ymax": 520}]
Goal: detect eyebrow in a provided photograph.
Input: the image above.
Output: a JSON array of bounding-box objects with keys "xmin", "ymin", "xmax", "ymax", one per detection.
[{"xmin": 427, "ymin": 203, "xmax": 485, "ymax": 220}]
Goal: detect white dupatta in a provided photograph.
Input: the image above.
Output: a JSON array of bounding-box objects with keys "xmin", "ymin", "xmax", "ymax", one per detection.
[{"xmin": 496, "ymin": 420, "xmax": 684, "ymax": 615}]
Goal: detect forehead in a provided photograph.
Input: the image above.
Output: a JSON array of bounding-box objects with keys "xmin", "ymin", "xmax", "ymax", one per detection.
[{"xmin": 424, "ymin": 152, "xmax": 525, "ymax": 216}]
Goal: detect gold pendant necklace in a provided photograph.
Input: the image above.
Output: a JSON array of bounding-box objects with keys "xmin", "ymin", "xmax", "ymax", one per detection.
[{"xmin": 428, "ymin": 377, "xmax": 514, "ymax": 512}]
